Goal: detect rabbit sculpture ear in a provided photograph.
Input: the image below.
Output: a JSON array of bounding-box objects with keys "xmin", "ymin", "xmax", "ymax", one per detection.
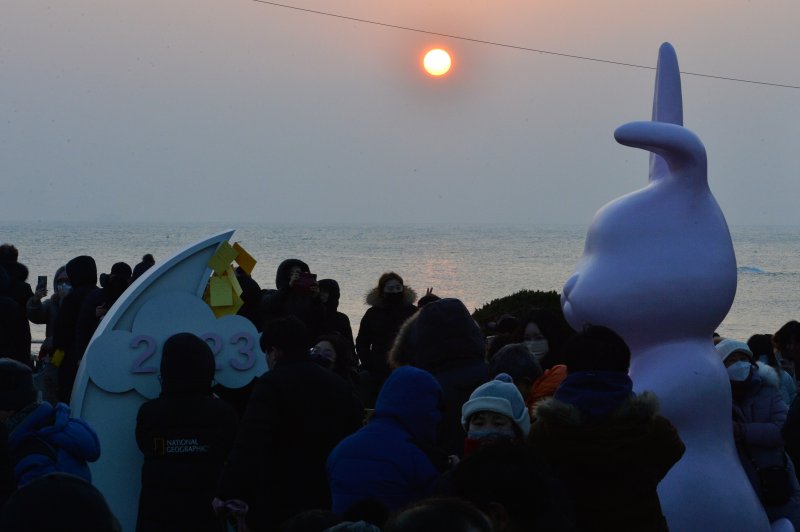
[
  {"xmin": 649, "ymin": 42, "xmax": 683, "ymax": 182},
  {"xmin": 614, "ymin": 121, "xmax": 707, "ymax": 190},
  {"xmin": 615, "ymin": 42, "xmax": 706, "ymax": 191}
]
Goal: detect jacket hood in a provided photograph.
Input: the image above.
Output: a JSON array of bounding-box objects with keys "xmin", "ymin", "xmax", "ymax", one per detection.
[
  {"xmin": 65, "ymin": 256, "xmax": 97, "ymax": 288},
  {"xmin": 374, "ymin": 366, "xmax": 444, "ymax": 444},
  {"xmin": 9, "ymin": 402, "xmax": 101, "ymax": 462},
  {"xmin": 159, "ymin": 333, "xmax": 215, "ymax": 396},
  {"xmin": 275, "ymin": 259, "xmax": 309, "ymax": 290},
  {"xmin": 392, "ymin": 298, "xmax": 484, "ymax": 372},
  {"xmin": 365, "ymin": 286, "xmax": 417, "ymax": 307},
  {"xmin": 318, "ymin": 279, "xmax": 341, "ymax": 310},
  {"xmin": 0, "ymin": 260, "xmax": 29, "ymax": 282},
  {"xmin": 755, "ymin": 361, "xmax": 780, "ymax": 389}
]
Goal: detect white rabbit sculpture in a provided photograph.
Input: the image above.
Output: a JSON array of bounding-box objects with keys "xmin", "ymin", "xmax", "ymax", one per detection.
[{"xmin": 561, "ymin": 43, "xmax": 776, "ymax": 531}]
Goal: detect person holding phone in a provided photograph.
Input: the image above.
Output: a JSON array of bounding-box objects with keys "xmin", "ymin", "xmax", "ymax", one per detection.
[
  {"xmin": 26, "ymin": 266, "xmax": 71, "ymax": 401},
  {"xmin": 261, "ymin": 258, "xmax": 326, "ymax": 344}
]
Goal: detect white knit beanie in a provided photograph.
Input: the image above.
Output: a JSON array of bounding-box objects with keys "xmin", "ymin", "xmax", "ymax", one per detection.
[
  {"xmin": 715, "ymin": 339, "xmax": 754, "ymax": 363},
  {"xmin": 461, "ymin": 373, "xmax": 531, "ymax": 437}
]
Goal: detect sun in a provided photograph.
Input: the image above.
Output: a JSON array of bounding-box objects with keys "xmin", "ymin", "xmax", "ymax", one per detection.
[{"xmin": 423, "ymin": 49, "xmax": 452, "ymax": 77}]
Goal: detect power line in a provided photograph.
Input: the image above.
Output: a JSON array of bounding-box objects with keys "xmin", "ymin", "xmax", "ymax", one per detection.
[{"xmin": 252, "ymin": 0, "xmax": 800, "ymax": 90}]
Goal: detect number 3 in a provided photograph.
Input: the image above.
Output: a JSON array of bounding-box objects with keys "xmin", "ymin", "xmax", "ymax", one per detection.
[{"xmin": 230, "ymin": 332, "xmax": 256, "ymax": 371}]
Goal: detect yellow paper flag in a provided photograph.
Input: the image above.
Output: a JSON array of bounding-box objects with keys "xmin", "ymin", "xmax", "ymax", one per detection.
[
  {"xmin": 211, "ymin": 289, "xmax": 244, "ymax": 318},
  {"xmin": 209, "ymin": 276, "xmax": 233, "ymax": 307},
  {"xmin": 226, "ymin": 266, "xmax": 243, "ymax": 297},
  {"xmin": 232, "ymin": 242, "xmax": 257, "ymax": 275},
  {"xmin": 208, "ymin": 241, "xmax": 238, "ymax": 276}
]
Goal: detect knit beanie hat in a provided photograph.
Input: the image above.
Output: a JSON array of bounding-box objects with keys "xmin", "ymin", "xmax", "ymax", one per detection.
[
  {"xmin": 715, "ymin": 339, "xmax": 754, "ymax": 363},
  {"xmin": 0, "ymin": 358, "xmax": 37, "ymax": 411},
  {"xmin": 159, "ymin": 333, "xmax": 215, "ymax": 396},
  {"xmin": 461, "ymin": 373, "xmax": 531, "ymax": 437}
]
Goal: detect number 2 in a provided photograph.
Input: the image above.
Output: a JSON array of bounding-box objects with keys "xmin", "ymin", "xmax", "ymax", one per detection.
[{"xmin": 131, "ymin": 335, "xmax": 158, "ymax": 374}]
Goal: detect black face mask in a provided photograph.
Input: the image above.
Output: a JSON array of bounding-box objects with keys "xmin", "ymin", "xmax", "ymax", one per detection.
[
  {"xmin": 384, "ymin": 292, "xmax": 404, "ymax": 305},
  {"xmin": 311, "ymin": 354, "xmax": 334, "ymax": 371}
]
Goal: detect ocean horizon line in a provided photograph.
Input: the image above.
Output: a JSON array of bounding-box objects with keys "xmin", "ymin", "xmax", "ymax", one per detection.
[{"xmin": 2, "ymin": 220, "xmax": 800, "ymax": 230}]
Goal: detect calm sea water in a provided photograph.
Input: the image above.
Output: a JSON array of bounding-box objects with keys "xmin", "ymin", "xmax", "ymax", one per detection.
[{"xmin": 3, "ymin": 222, "xmax": 798, "ymax": 344}]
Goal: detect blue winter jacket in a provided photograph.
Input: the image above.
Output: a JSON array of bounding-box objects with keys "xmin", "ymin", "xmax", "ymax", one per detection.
[
  {"xmin": 7, "ymin": 402, "xmax": 100, "ymax": 486},
  {"xmin": 326, "ymin": 366, "xmax": 443, "ymax": 515}
]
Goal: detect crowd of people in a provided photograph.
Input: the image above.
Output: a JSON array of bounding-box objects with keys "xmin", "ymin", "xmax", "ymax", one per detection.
[{"xmin": 2, "ymin": 244, "xmax": 800, "ymax": 531}]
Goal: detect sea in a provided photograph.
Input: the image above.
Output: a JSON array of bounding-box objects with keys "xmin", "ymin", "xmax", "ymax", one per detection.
[{"xmin": 3, "ymin": 222, "xmax": 799, "ymax": 346}]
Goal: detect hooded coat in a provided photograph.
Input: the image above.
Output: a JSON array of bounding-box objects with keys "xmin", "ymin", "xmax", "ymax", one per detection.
[
  {"xmin": 389, "ymin": 298, "xmax": 488, "ymax": 457},
  {"xmin": 135, "ymin": 334, "xmax": 238, "ymax": 532},
  {"xmin": 0, "ymin": 264, "xmax": 32, "ymax": 365},
  {"xmin": 6, "ymin": 402, "xmax": 100, "ymax": 487},
  {"xmin": 529, "ymin": 389, "xmax": 685, "ymax": 532},
  {"xmin": 734, "ymin": 362, "xmax": 800, "ymax": 527},
  {"xmin": 52, "ymin": 256, "xmax": 97, "ymax": 403},
  {"xmin": 75, "ymin": 263, "xmax": 131, "ymax": 360},
  {"xmin": 0, "ymin": 296, "xmax": 32, "ymax": 367},
  {"xmin": 326, "ymin": 366, "xmax": 443, "ymax": 515},
  {"xmin": 356, "ymin": 286, "xmax": 417, "ymax": 383},
  {"xmin": 318, "ymin": 279, "xmax": 354, "ymax": 348},
  {"xmin": 217, "ymin": 355, "xmax": 363, "ymax": 531},
  {"xmin": 261, "ymin": 259, "xmax": 326, "ymax": 341},
  {"xmin": 26, "ymin": 266, "xmax": 68, "ymax": 350},
  {"xmin": 0, "ymin": 259, "xmax": 33, "ymax": 310}
]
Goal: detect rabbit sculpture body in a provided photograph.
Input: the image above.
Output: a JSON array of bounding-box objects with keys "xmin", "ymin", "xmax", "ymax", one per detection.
[{"xmin": 561, "ymin": 43, "xmax": 772, "ymax": 531}]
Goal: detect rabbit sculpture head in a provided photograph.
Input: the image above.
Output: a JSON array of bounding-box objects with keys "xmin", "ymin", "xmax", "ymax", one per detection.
[{"xmin": 561, "ymin": 43, "xmax": 737, "ymax": 353}]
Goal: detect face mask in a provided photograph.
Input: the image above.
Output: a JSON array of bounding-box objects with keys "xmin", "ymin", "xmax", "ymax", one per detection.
[
  {"xmin": 311, "ymin": 355, "xmax": 334, "ymax": 370},
  {"xmin": 383, "ymin": 292, "xmax": 403, "ymax": 304},
  {"xmin": 727, "ymin": 361, "xmax": 753, "ymax": 382},
  {"xmin": 467, "ymin": 427, "xmax": 516, "ymax": 441},
  {"xmin": 59, "ymin": 283, "xmax": 72, "ymax": 297},
  {"xmin": 525, "ymin": 339, "xmax": 549, "ymax": 356}
]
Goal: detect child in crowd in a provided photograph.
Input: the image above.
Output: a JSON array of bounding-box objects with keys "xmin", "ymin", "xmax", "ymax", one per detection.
[{"xmin": 461, "ymin": 373, "xmax": 531, "ymax": 457}]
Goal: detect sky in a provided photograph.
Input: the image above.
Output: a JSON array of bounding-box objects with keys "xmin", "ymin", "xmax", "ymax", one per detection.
[{"xmin": 2, "ymin": 0, "xmax": 799, "ymax": 226}]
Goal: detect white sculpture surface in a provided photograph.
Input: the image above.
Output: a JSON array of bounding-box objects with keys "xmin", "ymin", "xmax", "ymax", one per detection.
[
  {"xmin": 71, "ymin": 230, "xmax": 268, "ymax": 532},
  {"xmin": 561, "ymin": 43, "xmax": 773, "ymax": 531}
]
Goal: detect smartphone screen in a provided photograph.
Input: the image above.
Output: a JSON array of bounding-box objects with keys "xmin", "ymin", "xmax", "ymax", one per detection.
[{"xmin": 36, "ymin": 275, "xmax": 47, "ymax": 292}]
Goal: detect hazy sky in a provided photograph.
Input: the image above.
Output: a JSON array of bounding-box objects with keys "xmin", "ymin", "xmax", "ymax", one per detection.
[{"xmin": 3, "ymin": 1, "xmax": 799, "ymax": 225}]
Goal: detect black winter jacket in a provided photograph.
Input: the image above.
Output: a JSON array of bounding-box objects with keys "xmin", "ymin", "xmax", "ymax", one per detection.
[
  {"xmin": 136, "ymin": 395, "xmax": 238, "ymax": 532},
  {"xmin": 217, "ymin": 358, "xmax": 363, "ymax": 531}
]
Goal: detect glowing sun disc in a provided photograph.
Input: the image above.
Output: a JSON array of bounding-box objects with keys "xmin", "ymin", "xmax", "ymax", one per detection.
[{"xmin": 423, "ymin": 49, "xmax": 452, "ymax": 76}]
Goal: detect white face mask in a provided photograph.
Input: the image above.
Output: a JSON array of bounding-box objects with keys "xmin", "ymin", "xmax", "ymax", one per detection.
[
  {"xmin": 727, "ymin": 360, "xmax": 753, "ymax": 382},
  {"xmin": 525, "ymin": 339, "xmax": 549, "ymax": 356}
]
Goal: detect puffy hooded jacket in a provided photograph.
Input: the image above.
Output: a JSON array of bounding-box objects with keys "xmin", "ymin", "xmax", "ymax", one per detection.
[
  {"xmin": 326, "ymin": 366, "xmax": 443, "ymax": 515},
  {"xmin": 7, "ymin": 402, "xmax": 100, "ymax": 487}
]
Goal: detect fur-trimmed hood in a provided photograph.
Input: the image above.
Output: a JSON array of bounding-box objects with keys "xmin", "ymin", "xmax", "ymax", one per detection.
[
  {"xmin": 754, "ymin": 361, "xmax": 780, "ymax": 389},
  {"xmin": 535, "ymin": 390, "xmax": 661, "ymax": 427},
  {"xmin": 365, "ymin": 286, "xmax": 417, "ymax": 307}
]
